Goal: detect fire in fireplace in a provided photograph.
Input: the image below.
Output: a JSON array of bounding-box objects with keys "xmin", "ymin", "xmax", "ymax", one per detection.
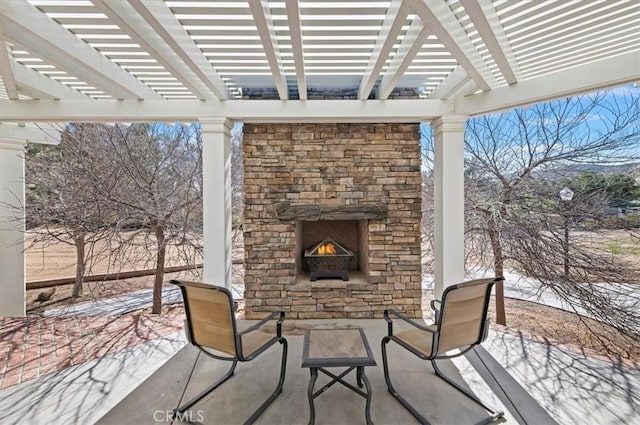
[{"xmin": 304, "ymin": 238, "xmax": 354, "ymax": 281}]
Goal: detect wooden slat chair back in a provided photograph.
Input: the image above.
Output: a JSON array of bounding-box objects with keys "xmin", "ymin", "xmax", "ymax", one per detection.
[
  {"xmin": 381, "ymin": 277, "xmax": 504, "ymax": 424},
  {"xmin": 170, "ymin": 279, "xmax": 288, "ymax": 425},
  {"xmin": 180, "ymin": 282, "xmax": 237, "ymax": 355},
  {"xmin": 436, "ymin": 278, "xmax": 494, "ymax": 355}
]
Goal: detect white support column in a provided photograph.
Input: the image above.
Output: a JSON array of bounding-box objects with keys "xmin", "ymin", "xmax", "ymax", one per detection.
[
  {"xmin": 0, "ymin": 138, "xmax": 27, "ymax": 316},
  {"xmin": 432, "ymin": 115, "xmax": 467, "ymax": 298},
  {"xmin": 200, "ymin": 118, "xmax": 233, "ymax": 288}
]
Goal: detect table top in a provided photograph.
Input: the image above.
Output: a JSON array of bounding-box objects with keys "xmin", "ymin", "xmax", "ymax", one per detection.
[{"xmin": 301, "ymin": 328, "xmax": 377, "ymax": 368}]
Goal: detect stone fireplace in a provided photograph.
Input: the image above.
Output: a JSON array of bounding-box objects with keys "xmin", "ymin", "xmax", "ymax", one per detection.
[{"xmin": 243, "ymin": 123, "xmax": 422, "ymax": 319}]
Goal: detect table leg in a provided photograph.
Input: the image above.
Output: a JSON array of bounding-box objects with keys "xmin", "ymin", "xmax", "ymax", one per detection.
[
  {"xmin": 357, "ymin": 367, "xmax": 363, "ymax": 388},
  {"xmin": 359, "ymin": 367, "xmax": 374, "ymax": 425},
  {"xmin": 308, "ymin": 368, "xmax": 318, "ymax": 425}
]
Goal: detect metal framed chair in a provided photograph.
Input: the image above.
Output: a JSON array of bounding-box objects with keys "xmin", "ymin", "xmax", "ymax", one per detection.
[
  {"xmin": 381, "ymin": 277, "xmax": 505, "ymax": 425},
  {"xmin": 170, "ymin": 280, "xmax": 288, "ymax": 425}
]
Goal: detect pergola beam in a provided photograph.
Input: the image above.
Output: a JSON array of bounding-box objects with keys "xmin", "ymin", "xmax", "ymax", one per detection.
[
  {"xmin": 457, "ymin": 51, "xmax": 640, "ymax": 115},
  {"xmin": 358, "ymin": 0, "xmax": 410, "ymax": 100},
  {"xmin": 249, "ymin": 0, "xmax": 289, "ymax": 100},
  {"xmin": 457, "ymin": 80, "xmax": 479, "ymax": 98},
  {"xmin": 93, "ymin": 0, "xmax": 215, "ymax": 100},
  {"xmin": 0, "ymin": 0, "xmax": 160, "ymax": 100},
  {"xmin": 460, "ymin": 0, "xmax": 521, "ymax": 84},
  {"xmin": 378, "ymin": 17, "xmax": 431, "ymax": 100},
  {"xmin": 428, "ymin": 66, "xmax": 471, "ymax": 99},
  {"xmin": 0, "ymin": 99, "xmax": 452, "ymax": 123},
  {"xmin": 3, "ymin": 57, "xmax": 634, "ymax": 122},
  {"xmin": 134, "ymin": 0, "xmax": 230, "ymax": 100},
  {"xmin": 0, "ymin": 123, "xmax": 60, "ymax": 145},
  {"xmin": 285, "ymin": 0, "xmax": 306, "ymax": 100},
  {"xmin": 13, "ymin": 62, "xmax": 89, "ymax": 100},
  {"xmin": 407, "ymin": 0, "xmax": 498, "ymax": 91},
  {"xmin": 0, "ymin": 38, "xmax": 18, "ymax": 99}
]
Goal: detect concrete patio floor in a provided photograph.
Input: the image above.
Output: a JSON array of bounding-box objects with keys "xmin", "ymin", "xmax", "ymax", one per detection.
[
  {"xmin": 2, "ymin": 318, "xmax": 638, "ymax": 425},
  {"xmin": 95, "ymin": 318, "xmax": 624, "ymax": 425},
  {"xmin": 99, "ymin": 318, "xmax": 520, "ymax": 425}
]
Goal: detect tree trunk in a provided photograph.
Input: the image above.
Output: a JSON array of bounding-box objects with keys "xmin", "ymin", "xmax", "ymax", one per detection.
[
  {"xmin": 152, "ymin": 223, "xmax": 166, "ymax": 314},
  {"xmin": 72, "ymin": 231, "xmax": 86, "ymax": 298},
  {"xmin": 486, "ymin": 215, "xmax": 506, "ymax": 325}
]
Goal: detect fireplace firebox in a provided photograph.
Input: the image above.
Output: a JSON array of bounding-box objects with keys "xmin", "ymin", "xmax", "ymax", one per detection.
[
  {"xmin": 304, "ymin": 239, "xmax": 354, "ymax": 281},
  {"xmin": 295, "ymin": 219, "xmax": 369, "ymax": 282}
]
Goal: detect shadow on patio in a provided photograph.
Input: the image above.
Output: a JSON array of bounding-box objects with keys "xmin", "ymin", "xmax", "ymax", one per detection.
[
  {"xmin": 2, "ymin": 318, "xmax": 638, "ymax": 424},
  {"xmin": 97, "ymin": 319, "xmax": 559, "ymax": 425}
]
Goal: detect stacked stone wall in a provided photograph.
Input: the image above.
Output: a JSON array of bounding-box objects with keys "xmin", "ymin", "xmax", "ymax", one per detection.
[{"xmin": 243, "ymin": 123, "xmax": 422, "ymax": 319}]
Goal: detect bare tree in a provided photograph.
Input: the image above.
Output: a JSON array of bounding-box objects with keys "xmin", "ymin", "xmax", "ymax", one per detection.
[
  {"xmin": 25, "ymin": 123, "xmax": 204, "ymax": 313},
  {"xmin": 465, "ymin": 89, "xmax": 640, "ymax": 329},
  {"xmin": 25, "ymin": 124, "xmax": 117, "ymax": 298},
  {"xmin": 230, "ymin": 123, "xmax": 244, "ymax": 223},
  {"xmin": 93, "ymin": 123, "xmax": 203, "ymax": 314}
]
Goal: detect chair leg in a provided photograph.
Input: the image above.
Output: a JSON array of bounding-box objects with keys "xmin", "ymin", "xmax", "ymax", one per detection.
[
  {"xmin": 175, "ymin": 360, "xmax": 238, "ymax": 414},
  {"xmin": 381, "ymin": 337, "xmax": 431, "ymax": 425},
  {"xmin": 431, "ymin": 358, "xmax": 504, "ymax": 423},
  {"xmin": 243, "ymin": 338, "xmax": 288, "ymax": 425}
]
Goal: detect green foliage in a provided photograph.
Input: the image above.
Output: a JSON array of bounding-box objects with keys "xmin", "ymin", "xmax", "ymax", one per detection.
[
  {"xmin": 567, "ymin": 172, "xmax": 607, "ymax": 195},
  {"xmin": 606, "ymin": 242, "xmax": 640, "ymax": 255},
  {"xmin": 607, "ymin": 243, "xmax": 623, "ymax": 254},
  {"xmin": 605, "ymin": 174, "xmax": 640, "ymax": 201},
  {"xmin": 566, "ymin": 171, "xmax": 640, "ymax": 204}
]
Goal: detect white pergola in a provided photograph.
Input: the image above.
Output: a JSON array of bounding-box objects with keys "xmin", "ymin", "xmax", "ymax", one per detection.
[{"xmin": 0, "ymin": 0, "xmax": 638, "ymax": 316}]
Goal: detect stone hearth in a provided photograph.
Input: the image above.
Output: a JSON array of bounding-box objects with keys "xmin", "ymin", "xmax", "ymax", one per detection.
[{"xmin": 243, "ymin": 123, "xmax": 422, "ymax": 319}]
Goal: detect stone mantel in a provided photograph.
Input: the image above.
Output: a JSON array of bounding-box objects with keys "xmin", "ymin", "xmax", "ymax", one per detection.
[
  {"xmin": 275, "ymin": 204, "xmax": 387, "ymax": 220},
  {"xmin": 243, "ymin": 122, "xmax": 422, "ymax": 319}
]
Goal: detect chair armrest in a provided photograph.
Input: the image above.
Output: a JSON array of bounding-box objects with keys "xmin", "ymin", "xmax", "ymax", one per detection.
[
  {"xmin": 430, "ymin": 299, "xmax": 441, "ymax": 323},
  {"xmin": 237, "ymin": 311, "xmax": 282, "ymax": 336},
  {"xmin": 384, "ymin": 309, "xmax": 435, "ymax": 337},
  {"xmin": 482, "ymin": 318, "xmax": 491, "ymax": 342},
  {"xmin": 183, "ymin": 320, "xmax": 193, "ymax": 344},
  {"xmin": 276, "ymin": 311, "xmax": 285, "ymax": 338}
]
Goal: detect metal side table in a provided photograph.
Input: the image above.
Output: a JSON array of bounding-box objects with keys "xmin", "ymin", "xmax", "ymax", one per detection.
[{"xmin": 301, "ymin": 328, "xmax": 377, "ymax": 425}]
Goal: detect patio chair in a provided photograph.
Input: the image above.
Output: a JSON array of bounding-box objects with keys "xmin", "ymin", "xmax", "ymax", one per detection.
[
  {"xmin": 381, "ymin": 277, "xmax": 505, "ymax": 425},
  {"xmin": 170, "ymin": 280, "xmax": 288, "ymax": 425}
]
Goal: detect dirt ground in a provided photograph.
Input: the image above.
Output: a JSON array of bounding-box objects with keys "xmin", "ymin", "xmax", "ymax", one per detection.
[
  {"xmin": 489, "ymin": 299, "xmax": 640, "ymax": 363},
  {"xmin": 26, "ymin": 232, "xmax": 195, "ymax": 281},
  {"xmin": 25, "ymin": 232, "xmax": 640, "ymax": 363},
  {"xmin": 572, "ymin": 229, "xmax": 640, "ymax": 283}
]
